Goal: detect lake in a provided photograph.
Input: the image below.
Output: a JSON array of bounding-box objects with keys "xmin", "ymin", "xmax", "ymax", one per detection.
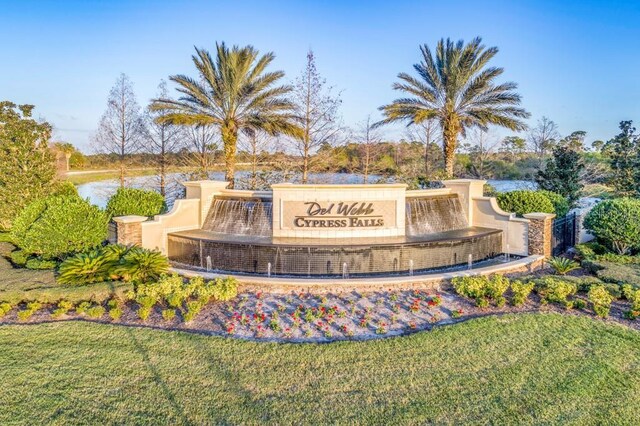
[{"xmin": 76, "ymin": 172, "xmax": 536, "ymax": 209}]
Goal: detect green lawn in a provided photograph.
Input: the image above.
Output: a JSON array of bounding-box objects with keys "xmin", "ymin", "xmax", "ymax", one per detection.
[{"xmin": 1, "ymin": 314, "xmax": 639, "ymax": 424}]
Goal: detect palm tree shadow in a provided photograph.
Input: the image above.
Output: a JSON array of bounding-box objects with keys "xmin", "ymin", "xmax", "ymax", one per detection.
[{"xmin": 124, "ymin": 327, "xmax": 194, "ymax": 425}]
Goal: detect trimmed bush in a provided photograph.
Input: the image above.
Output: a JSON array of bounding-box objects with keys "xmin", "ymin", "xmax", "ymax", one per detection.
[
  {"xmin": 538, "ymin": 190, "xmax": 570, "ymax": 218},
  {"xmin": 106, "ymin": 188, "xmax": 165, "ymax": 218},
  {"xmin": 535, "ymin": 277, "xmax": 577, "ymax": 307},
  {"xmin": 584, "ymin": 198, "xmax": 640, "ymax": 254},
  {"xmin": 11, "ymin": 195, "xmax": 108, "ymax": 259},
  {"xmin": 496, "ymin": 190, "xmax": 555, "ymax": 217},
  {"xmin": 588, "ymin": 285, "xmax": 614, "ymax": 318},
  {"xmin": 451, "ymin": 275, "xmax": 510, "ymax": 307},
  {"xmin": 574, "ymin": 242, "xmax": 607, "ymax": 260},
  {"xmin": 52, "ymin": 181, "xmax": 79, "ymax": 197},
  {"xmin": 25, "ymin": 258, "xmax": 57, "ymax": 270},
  {"xmin": 0, "ymin": 232, "xmax": 13, "ymax": 243},
  {"xmin": 510, "ymin": 280, "xmax": 534, "ymax": 306},
  {"xmin": 9, "ymin": 250, "xmax": 28, "ymax": 266}
]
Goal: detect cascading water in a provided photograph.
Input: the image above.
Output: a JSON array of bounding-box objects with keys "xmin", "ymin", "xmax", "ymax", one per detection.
[
  {"xmin": 405, "ymin": 194, "xmax": 468, "ymax": 236},
  {"xmin": 203, "ymin": 197, "xmax": 273, "ymax": 237}
]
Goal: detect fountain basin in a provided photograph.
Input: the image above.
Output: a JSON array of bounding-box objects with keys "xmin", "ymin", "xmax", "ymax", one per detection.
[{"xmin": 167, "ymin": 226, "xmax": 503, "ymax": 277}]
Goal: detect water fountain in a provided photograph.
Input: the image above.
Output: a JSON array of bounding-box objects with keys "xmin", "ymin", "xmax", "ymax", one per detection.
[{"xmin": 166, "ymin": 183, "xmax": 505, "ymax": 277}]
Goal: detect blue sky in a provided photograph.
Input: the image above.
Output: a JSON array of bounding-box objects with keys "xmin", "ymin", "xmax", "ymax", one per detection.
[{"xmin": 1, "ymin": 0, "xmax": 639, "ymax": 152}]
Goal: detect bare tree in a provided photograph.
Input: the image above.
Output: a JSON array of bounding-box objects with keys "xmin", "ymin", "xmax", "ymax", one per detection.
[
  {"xmin": 239, "ymin": 130, "xmax": 273, "ymax": 189},
  {"xmin": 355, "ymin": 116, "xmax": 383, "ymax": 183},
  {"xmin": 291, "ymin": 50, "xmax": 342, "ymax": 183},
  {"xmin": 144, "ymin": 80, "xmax": 184, "ymax": 196},
  {"xmin": 93, "ymin": 73, "xmax": 144, "ymax": 188},
  {"xmin": 183, "ymin": 125, "xmax": 217, "ymax": 179},
  {"xmin": 461, "ymin": 128, "xmax": 501, "ymax": 179},
  {"xmin": 528, "ymin": 116, "xmax": 560, "ymax": 166},
  {"xmin": 404, "ymin": 119, "xmax": 441, "ymax": 179}
]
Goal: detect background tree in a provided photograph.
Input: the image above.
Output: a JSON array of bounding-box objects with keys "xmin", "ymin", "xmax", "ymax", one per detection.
[
  {"xmin": 144, "ymin": 81, "xmax": 183, "ymax": 197},
  {"xmin": 0, "ymin": 101, "xmax": 57, "ymax": 230},
  {"xmin": 377, "ymin": 37, "xmax": 529, "ymax": 177},
  {"xmin": 291, "ymin": 50, "xmax": 343, "ymax": 183},
  {"xmin": 461, "ymin": 128, "xmax": 500, "ymax": 178},
  {"xmin": 404, "ymin": 119, "xmax": 441, "ymax": 179},
  {"xmin": 528, "ymin": 116, "xmax": 559, "ymax": 166},
  {"xmin": 182, "ymin": 125, "xmax": 217, "ymax": 180},
  {"xmin": 93, "ymin": 73, "xmax": 144, "ymax": 188},
  {"xmin": 604, "ymin": 121, "xmax": 639, "ymax": 197},
  {"xmin": 500, "ymin": 136, "xmax": 526, "ymax": 162},
  {"xmin": 355, "ymin": 115, "xmax": 383, "ymax": 183},
  {"xmin": 239, "ymin": 130, "xmax": 272, "ymax": 189},
  {"xmin": 151, "ymin": 43, "xmax": 301, "ymax": 188},
  {"xmin": 536, "ymin": 144, "xmax": 584, "ymax": 207},
  {"xmin": 51, "ymin": 142, "xmax": 75, "ymax": 172}
]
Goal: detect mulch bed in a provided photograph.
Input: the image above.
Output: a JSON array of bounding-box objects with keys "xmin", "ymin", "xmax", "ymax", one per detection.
[{"xmin": 2, "ymin": 287, "xmax": 638, "ymax": 342}]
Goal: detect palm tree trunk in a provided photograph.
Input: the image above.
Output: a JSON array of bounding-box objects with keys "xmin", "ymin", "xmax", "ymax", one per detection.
[
  {"xmin": 442, "ymin": 116, "xmax": 460, "ymax": 179},
  {"xmin": 222, "ymin": 124, "xmax": 237, "ymax": 188}
]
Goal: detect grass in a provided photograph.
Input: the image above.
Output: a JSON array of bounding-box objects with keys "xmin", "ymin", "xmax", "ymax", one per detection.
[{"xmin": 1, "ymin": 314, "xmax": 639, "ymax": 424}]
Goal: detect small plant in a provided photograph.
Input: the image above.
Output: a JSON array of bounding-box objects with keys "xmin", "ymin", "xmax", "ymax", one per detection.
[
  {"xmin": 0, "ymin": 302, "xmax": 12, "ymax": 318},
  {"xmin": 452, "ymin": 274, "xmax": 510, "ymax": 307},
  {"xmin": 76, "ymin": 301, "xmax": 91, "ymax": 314},
  {"xmin": 51, "ymin": 300, "xmax": 73, "ymax": 318},
  {"xmin": 9, "ymin": 250, "xmax": 28, "ymax": 266},
  {"xmin": 536, "ymin": 277, "xmax": 577, "ymax": 306},
  {"xmin": 269, "ymin": 319, "xmax": 282, "ymax": 333},
  {"xmin": 138, "ymin": 306, "xmax": 152, "ymax": 321},
  {"xmin": 574, "ymin": 299, "xmax": 586, "ymax": 310},
  {"xmin": 57, "ymin": 250, "xmax": 112, "ymax": 285},
  {"xmin": 547, "ymin": 257, "xmax": 580, "ymax": 275},
  {"xmin": 25, "ymin": 258, "xmax": 57, "ymax": 270},
  {"xmin": 495, "ymin": 296, "xmax": 506, "ymax": 308},
  {"xmin": 375, "ymin": 322, "xmax": 388, "ymax": 334},
  {"xmin": 161, "ymin": 309, "xmax": 176, "ymax": 321},
  {"xmin": 109, "ymin": 307, "xmax": 123, "ymax": 320},
  {"xmin": 86, "ymin": 305, "xmax": 106, "ymax": 319},
  {"xmin": 510, "ymin": 280, "xmax": 534, "ymax": 306},
  {"xmin": 588, "ymin": 285, "xmax": 614, "ymax": 318},
  {"xmin": 451, "ymin": 309, "xmax": 463, "ymax": 319},
  {"xmin": 17, "ymin": 301, "xmax": 42, "ymax": 321},
  {"xmin": 113, "ymin": 248, "xmax": 169, "ymax": 283}
]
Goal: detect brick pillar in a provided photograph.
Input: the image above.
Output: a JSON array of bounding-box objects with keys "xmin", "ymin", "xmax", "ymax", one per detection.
[
  {"xmin": 112, "ymin": 215, "xmax": 148, "ymax": 246},
  {"xmin": 523, "ymin": 213, "xmax": 556, "ymax": 258}
]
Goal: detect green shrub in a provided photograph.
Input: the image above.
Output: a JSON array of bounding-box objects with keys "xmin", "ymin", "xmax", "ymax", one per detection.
[
  {"xmin": 17, "ymin": 301, "xmax": 43, "ymax": 321},
  {"xmin": 535, "ymin": 277, "xmax": 577, "ymax": 307},
  {"xmin": 483, "ymin": 183, "xmax": 498, "ymax": 197},
  {"xmin": 588, "ymin": 285, "xmax": 614, "ymax": 318},
  {"xmin": 112, "ymin": 248, "xmax": 169, "ymax": 283},
  {"xmin": 25, "ymin": 258, "xmax": 57, "ymax": 270},
  {"xmin": 76, "ymin": 301, "xmax": 92, "ymax": 314},
  {"xmin": 109, "ymin": 307, "xmax": 123, "ymax": 320},
  {"xmin": 57, "ymin": 250, "xmax": 112, "ymax": 285},
  {"xmin": 52, "ymin": 181, "xmax": 78, "ymax": 197},
  {"xmin": 11, "ymin": 195, "xmax": 108, "ymax": 259},
  {"xmin": 496, "ymin": 190, "xmax": 555, "ymax": 217},
  {"xmin": 451, "ymin": 275, "xmax": 510, "ymax": 307},
  {"xmin": 0, "ymin": 302, "xmax": 12, "ymax": 318},
  {"xmin": 161, "ymin": 308, "xmax": 176, "ymax": 321},
  {"xmin": 0, "ymin": 232, "xmax": 13, "ymax": 243},
  {"xmin": 86, "ymin": 305, "xmax": 106, "ymax": 319},
  {"xmin": 574, "ymin": 299, "xmax": 587, "ymax": 310},
  {"xmin": 510, "ymin": 280, "xmax": 534, "ymax": 306},
  {"xmin": 106, "ymin": 188, "xmax": 165, "ymax": 218},
  {"xmin": 51, "ymin": 300, "xmax": 73, "ymax": 318},
  {"xmin": 547, "ymin": 256, "xmax": 580, "ymax": 275},
  {"xmin": 584, "ymin": 198, "xmax": 640, "ymax": 254},
  {"xmin": 574, "ymin": 242, "xmax": 607, "ymax": 260},
  {"xmin": 9, "ymin": 250, "xmax": 28, "ymax": 266},
  {"xmin": 537, "ymin": 190, "xmax": 569, "ymax": 218},
  {"xmin": 137, "ymin": 306, "xmax": 152, "ymax": 321}
]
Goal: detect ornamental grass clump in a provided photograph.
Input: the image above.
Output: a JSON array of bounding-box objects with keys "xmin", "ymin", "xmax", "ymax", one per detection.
[{"xmin": 588, "ymin": 285, "xmax": 614, "ymax": 318}]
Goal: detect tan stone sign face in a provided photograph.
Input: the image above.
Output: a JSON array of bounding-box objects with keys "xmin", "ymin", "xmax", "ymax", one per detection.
[{"xmin": 281, "ymin": 200, "xmax": 397, "ymax": 230}]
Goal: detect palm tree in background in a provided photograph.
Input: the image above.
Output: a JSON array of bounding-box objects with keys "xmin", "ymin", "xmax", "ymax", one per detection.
[
  {"xmin": 377, "ymin": 37, "xmax": 530, "ymax": 178},
  {"xmin": 151, "ymin": 43, "xmax": 301, "ymax": 188}
]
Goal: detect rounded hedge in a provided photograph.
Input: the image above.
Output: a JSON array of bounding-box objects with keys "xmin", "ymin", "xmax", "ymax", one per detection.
[
  {"xmin": 537, "ymin": 190, "xmax": 570, "ymax": 218},
  {"xmin": 11, "ymin": 195, "xmax": 109, "ymax": 260},
  {"xmin": 106, "ymin": 188, "xmax": 165, "ymax": 218},
  {"xmin": 584, "ymin": 198, "xmax": 640, "ymax": 254},
  {"xmin": 496, "ymin": 190, "xmax": 555, "ymax": 217}
]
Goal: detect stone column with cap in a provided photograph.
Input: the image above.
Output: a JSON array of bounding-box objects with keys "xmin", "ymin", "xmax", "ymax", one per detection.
[
  {"xmin": 111, "ymin": 215, "xmax": 148, "ymax": 246},
  {"xmin": 523, "ymin": 212, "xmax": 556, "ymax": 258}
]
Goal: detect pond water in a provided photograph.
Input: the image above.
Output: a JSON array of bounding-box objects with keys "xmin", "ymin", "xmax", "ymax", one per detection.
[{"xmin": 76, "ymin": 172, "xmax": 536, "ymax": 209}]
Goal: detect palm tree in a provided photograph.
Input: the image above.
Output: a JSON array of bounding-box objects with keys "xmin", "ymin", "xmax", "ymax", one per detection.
[
  {"xmin": 150, "ymin": 43, "xmax": 301, "ymax": 188},
  {"xmin": 377, "ymin": 37, "xmax": 530, "ymax": 178}
]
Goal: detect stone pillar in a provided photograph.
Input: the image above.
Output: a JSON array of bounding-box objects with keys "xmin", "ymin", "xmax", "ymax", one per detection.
[
  {"xmin": 523, "ymin": 213, "xmax": 556, "ymax": 258},
  {"xmin": 112, "ymin": 215, "xmax": 148, "ymax": 246}
]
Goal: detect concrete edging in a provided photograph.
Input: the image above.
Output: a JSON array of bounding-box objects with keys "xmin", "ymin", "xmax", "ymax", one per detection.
[{"xmin": 171, "ymin": 255, "xmax": 546, "ymax": 294}]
